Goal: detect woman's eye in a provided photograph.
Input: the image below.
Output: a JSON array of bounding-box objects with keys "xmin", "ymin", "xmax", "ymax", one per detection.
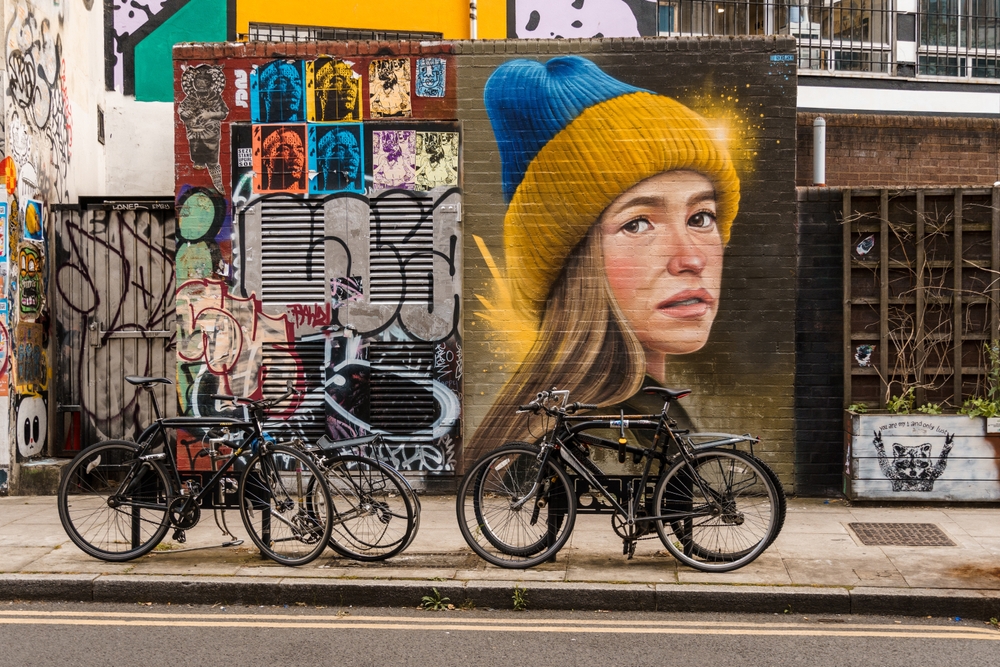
[
  {"xmin": 688, "ymin": 211, "xmax": 717, "ymax": 229},
  {"xmin": 620, "ymin": 218, "xmax": 652, "ymax": 234}
]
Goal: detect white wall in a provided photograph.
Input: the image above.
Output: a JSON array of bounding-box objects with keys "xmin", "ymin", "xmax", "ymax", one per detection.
[{"xmin": 103, "ymin": 94, "xmax": 176, "ymax": 196}]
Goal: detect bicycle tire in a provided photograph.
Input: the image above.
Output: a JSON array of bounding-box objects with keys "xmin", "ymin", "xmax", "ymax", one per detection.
[
  {"xmin": 315, "ymin": 454, "xmax": 417, "ymax": 561},
  {"xmin": 668, "ymin": 451, "xmax": 787, "ymax": 555},
  {"xmin": 239, "ymin": 444, "xmax": 334, "ymax": 566},
  {"xmin": 653, "ymin": 449, "xmax": 780, "ymax": 572},
  {"xmin": 457, "ymin": 442, "xmax": 576, "ymax": 569},
  {"xmin": 58, "ymin": 440, "xmax": 173, "ymax": 562}
]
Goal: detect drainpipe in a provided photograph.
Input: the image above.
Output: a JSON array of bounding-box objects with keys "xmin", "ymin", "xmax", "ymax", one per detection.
[
  {"xmin": 470, "ymin": 0, "xmax": 478, "ymax": 39},
  {"xmin": 813, "ymin": 116, "xmax": 826, "ymax": 186}
]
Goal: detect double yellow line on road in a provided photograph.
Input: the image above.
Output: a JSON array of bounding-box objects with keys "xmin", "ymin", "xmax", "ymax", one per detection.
[{"xmin": 0, "ymin": 610, "xmax": 997, "ymax": 640}]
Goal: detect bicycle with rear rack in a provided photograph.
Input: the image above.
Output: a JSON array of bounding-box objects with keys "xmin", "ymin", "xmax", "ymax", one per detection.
[
  {"xmin": 457, "ymin": 386, "xmax": 786, "ymax": 572},
  {"xmin": 58, "ymin": 376, "xmax": 334, "ymax": 566}
]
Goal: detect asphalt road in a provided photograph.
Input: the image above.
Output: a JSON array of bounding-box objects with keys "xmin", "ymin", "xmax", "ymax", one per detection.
[{"xmin": 0, "ymin": 601, "xmax": 997, "ymax": 667}]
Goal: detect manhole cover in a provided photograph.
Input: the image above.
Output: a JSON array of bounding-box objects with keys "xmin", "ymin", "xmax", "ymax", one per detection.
[{"xmin": 848, "ymin": 522, "xmax": 955, "ymax": 547}]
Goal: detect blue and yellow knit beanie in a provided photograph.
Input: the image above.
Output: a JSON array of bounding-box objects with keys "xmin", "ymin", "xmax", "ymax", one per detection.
[{"xmin": 485, "ymin": 56, "xmax": 740, "ymax": 320}]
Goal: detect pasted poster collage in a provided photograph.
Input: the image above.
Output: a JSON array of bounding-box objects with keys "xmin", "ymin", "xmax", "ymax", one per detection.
[{"xmin": 239, "ymin": 56, "xmax": 458, "ymax": 196}]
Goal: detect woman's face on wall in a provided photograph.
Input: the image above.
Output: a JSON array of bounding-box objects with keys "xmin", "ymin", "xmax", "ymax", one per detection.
[{"xmin": 599, "ymin": 170, "xmax": 723, "ymax": 360}]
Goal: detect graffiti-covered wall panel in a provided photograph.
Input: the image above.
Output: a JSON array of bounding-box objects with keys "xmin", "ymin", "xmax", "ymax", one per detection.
[
  {"xmin": 2, "ymin": 0, "xmax": 77, "ymax": 491},
  {"xmin": 175, "ymin": 42, "xmax": 462, "ymax": 477},
  {"xmin": 458, "ymin": 39, "xmax": 799, "ymax": 486}
]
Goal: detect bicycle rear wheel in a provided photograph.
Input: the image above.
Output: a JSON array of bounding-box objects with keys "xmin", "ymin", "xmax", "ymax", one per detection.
[
  {"xmin": 58, "ymin": 440, "xmax": 173, "ymax": 562},
  {"xmin": 318, "ymin": 454, "xmax": 417, "ymax": 561},
  {"xmin": 457, "ymin": 442, "xmax": 576, "ymax": 569},
  {"xmin": 654, "ymin": 449, "xmax": 779, "ymax": 572},
  {"xmin": 239, "ymin": 444, "xmax": 333, "ymax": 566}
]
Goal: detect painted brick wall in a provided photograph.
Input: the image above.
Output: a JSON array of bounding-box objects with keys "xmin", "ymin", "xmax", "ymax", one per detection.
[
  {"xmin": 797, "ymin": 113, "xmax": 1000, "ymax": 188},
  {"xmin": 795, "ymin": 187, "xmax": 845, "ymax": 496},
  {"xmin": 457, "ymin": 38, "xmax": 801, "ymax": 488}
]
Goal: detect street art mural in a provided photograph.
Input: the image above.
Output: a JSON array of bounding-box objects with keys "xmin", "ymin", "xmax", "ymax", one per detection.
[
  {"xmin": 846, "ymin": 414, "xmax": 1000, "ymax": 501},
  {"xmin": 462, "ymin": 44, "xmax": 798, "ymax": 481},
  {"xmin": 108, "ymin": 0, "xmax": 228, "ymax": 100},
  {"xmin": 175, "ymin": 45, "xmax": 462, "ymax": 475},
  {"xmin": 509, "ymin": 0, "xmax": 658, "ymax": 38}
]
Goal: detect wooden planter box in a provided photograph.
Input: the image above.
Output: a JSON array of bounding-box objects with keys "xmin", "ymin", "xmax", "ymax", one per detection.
[{"xmin": 845, "ymin": 412, "xmax": 1000, "ymax": 501}]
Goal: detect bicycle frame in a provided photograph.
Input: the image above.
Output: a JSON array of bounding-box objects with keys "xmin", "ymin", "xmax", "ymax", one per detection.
[
  {"xmin": 127, "ymin": 416, "xmax": 258, "ymax": 507},
  {"xmin": 532, "ymin": 404, "xmax": 760, "ymax": 525}
]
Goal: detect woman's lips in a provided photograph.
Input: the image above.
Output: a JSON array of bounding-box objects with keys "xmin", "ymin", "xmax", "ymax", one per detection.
[{"xmin": 657, "ymin": 290, "xmax": 715, "ymax": 319}]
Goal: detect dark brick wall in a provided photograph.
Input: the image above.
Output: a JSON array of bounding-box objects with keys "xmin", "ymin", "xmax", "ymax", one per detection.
[
  {"xmin": 457, "ymin": 38, "xmax": 801, "ymax": 488},
  {"xmin": 795, "ymin": 187, "xmax": 844, "ymax": 496},
  {"xmin": 797, "ymin": 112, "xmax": 1000, "ymax": 188}
]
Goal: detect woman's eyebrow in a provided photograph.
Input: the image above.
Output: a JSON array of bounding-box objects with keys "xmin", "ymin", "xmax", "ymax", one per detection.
[{"xmin": 613, "ymin": 189, "xmax": 717, "ymax": 212}]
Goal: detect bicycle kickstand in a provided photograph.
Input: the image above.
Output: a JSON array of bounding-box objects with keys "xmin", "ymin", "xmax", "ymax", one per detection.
[{"xmin": 623, "ymin": 538, "xmax": 637, "ymax": 560}]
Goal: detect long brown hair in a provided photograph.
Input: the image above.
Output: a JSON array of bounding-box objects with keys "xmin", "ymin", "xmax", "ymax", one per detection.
[{"xmin": 466, "ymin": 226, "xmax": 646, "ymax": 462}]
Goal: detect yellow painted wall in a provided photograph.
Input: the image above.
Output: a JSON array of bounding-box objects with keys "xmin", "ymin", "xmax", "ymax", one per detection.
[{"xmin": 236, "ymin": 0, "xmax": 507, "ymax": 40}]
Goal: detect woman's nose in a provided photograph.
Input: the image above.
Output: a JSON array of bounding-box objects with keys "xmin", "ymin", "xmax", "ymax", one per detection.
[{"xmin": 664, "ymin": 230, "xmax": 707, "ymax": 275}]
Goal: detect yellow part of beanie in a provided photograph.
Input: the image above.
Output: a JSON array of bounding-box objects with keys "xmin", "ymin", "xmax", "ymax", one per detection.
[{"xmin": 503, "ymin": 91, "xmax": 740, "ymax": 322}]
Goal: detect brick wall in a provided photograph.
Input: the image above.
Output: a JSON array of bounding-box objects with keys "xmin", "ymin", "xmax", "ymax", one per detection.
[
  {"xmin": 795, "ymin": 187, "xmax": 845, "ymax": 496},
  {"xmin": 797, "ymin": 112, "xmax": 1000, "ymax": 188},
  {"xmin": 457, "ymin": 38, "xmax": 802, "ymax": 488}
]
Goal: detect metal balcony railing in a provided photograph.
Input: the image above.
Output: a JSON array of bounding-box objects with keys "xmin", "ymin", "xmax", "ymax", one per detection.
[{"xmin": 658, "ymin": 0, "xmax": 1000, "ymax": 79}]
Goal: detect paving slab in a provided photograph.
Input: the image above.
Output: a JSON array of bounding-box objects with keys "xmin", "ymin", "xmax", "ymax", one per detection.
[{"xmin": 1, "ymin": 495, "xmax": 999, "ymax": 615}]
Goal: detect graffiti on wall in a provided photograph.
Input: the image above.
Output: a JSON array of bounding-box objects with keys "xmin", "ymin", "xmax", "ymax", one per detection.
[
  {"xmin": 54, "ymin": 208, "xmax": 177, "ymax": 441},
  {"xmin": 177, "ymin": 48, "xmax": 462, "ymax": 472},
  {"xmin": 509, "ymin": 0, "xmax": 659, "ymax": 38},
  {"xmin": 176, "ymin": 278, "xmax": 298, "ymax": 412},
  {"xmin": 6, "ymin": 0, "xmax": 72, "ymax": 202}
]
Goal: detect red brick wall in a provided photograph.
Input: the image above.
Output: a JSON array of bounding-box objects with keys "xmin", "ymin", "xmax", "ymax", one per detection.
[{"xmin": 797, "ymin": 112, "xmax": 1000, "ymax": 188}]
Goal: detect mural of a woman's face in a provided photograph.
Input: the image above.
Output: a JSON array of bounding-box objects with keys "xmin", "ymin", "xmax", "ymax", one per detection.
[{"xmin": 599, "ymin": 171, "xmax": 723, "ymax": 370}]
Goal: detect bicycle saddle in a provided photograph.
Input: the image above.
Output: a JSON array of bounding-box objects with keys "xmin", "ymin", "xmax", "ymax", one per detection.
[
  {"xmin": 125, "ymin": 375, "xmax": 173, "ymax": 386},
  {"xmin": 642, "ymin": 386, "xmax": 691, "ymax": 400}
]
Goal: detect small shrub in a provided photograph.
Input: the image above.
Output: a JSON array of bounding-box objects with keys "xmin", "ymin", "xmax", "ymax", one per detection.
[{"xmin": 420, "ymin": 588, "xmax": 450, "ymax": 611}]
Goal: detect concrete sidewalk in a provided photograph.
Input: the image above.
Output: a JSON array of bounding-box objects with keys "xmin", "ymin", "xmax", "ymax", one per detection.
[{"xmin": 1, "ymin": 495, "xmax": 999, "ymax": 617}]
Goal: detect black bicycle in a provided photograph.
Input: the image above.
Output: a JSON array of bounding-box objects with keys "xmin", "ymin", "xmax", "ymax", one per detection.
[
  {"xmin": 457, "ymin": 387, "xmax": 786, "ymax": 572},
  {"xmin": 300, "ymin": 433, "xmax": 421, "ymax": 561},
  {"xmin": 58, "ymin": 376, "xmax": 334, "ymax": 566}
]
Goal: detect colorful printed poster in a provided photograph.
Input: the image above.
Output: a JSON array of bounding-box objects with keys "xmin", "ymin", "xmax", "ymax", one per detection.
[
  {"xmin": 308, "ymin": 124, "xmax": 365, "ymax": 194},
  {"xmin": 252, "ymin": 124, "xmax": 308, "ymax": 194},
  {"xmin": 23, "ymin": 200, "xmax": 42, "ymax": 242},
  {"xmin": 415, "ymin": 58, "xmax": 446, "ymax": 98},
  {"xmin": 0, "ymin": 202, "xmax": 7, "ymax": 262},
  {"xmin": 415, "ymin": 131, "xmax": 459, "ymax": 190},
  {"xmin": 0, "ymin": 319, "xmax": 8, "ymax": 398},
  {"xmin": 307, "ymin": 58, "xmax": 361, "ymax": 122},
  {"xmin": 250, "ymin": 60, "xmax": 306, "ymax": 123},
  {"xmin": 372, "ymin": 129, "xmax": 416, "ymax": 190},
  {"xmin": 369, "ymin": 58, "xmax": 411, "ymax": 118},
  {"xmin": 18, "ymin": 244, "xmax": 42, "ymax": 319}
]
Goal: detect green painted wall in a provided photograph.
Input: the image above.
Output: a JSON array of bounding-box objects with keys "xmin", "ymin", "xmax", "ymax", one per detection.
[{"xmin": 135, "ymin": 0, "xmax": 228, "ymax": 102}]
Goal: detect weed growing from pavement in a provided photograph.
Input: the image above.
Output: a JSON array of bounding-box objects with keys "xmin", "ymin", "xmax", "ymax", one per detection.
[
  {"xmin": 420, "ymin": 588, "xmax": 452, "ymax": 611},
  {"xmin": 512, "ymin": 585, "xmax": 528, "ymax": 612}
]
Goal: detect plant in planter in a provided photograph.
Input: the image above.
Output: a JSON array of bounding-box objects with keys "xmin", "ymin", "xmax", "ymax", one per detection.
[{"xmin": 843, "ymin": 191, "xmax": 1000, "ymax": 501}]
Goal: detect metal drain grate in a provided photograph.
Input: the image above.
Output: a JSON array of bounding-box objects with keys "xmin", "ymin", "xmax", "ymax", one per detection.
[{"xmin": 848, "ymin": 523, "xmax": 955, "ymax": 547}]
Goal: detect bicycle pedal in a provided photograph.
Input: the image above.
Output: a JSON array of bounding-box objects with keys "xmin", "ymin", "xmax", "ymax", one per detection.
[{"xmin": 172, "ymin": 529, "xmax": 187, "ymax": 544}]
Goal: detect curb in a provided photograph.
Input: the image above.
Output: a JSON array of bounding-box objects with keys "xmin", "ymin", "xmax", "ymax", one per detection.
[{"xmin": 2, "ymin": 574, "xmax": 999, "ymax": 617}]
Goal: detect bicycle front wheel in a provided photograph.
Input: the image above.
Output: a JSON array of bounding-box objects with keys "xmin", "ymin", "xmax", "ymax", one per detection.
[
  {"xmin": 457, "ymin": 442, "xmax": 576, "ymax": 569},
  {"xmin": 58, "ymin": 440, "xmax": 173, "ymax": 562},
  {"xmin": 239, "ymin": 444, "xmax": 333, "ymax": 566},
  {"xmin": 653, "ymin": 449, "xmax": 780, "ymax": 572},
  {"xmin": 319, "ymin": 454, "xmax": 417, "ymax": 561}
]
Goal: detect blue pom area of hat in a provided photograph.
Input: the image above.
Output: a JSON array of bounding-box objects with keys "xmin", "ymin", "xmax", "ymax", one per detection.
[{"xmin": 485, "ymin": 56, "xmax": 645, "ymax": 203}]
